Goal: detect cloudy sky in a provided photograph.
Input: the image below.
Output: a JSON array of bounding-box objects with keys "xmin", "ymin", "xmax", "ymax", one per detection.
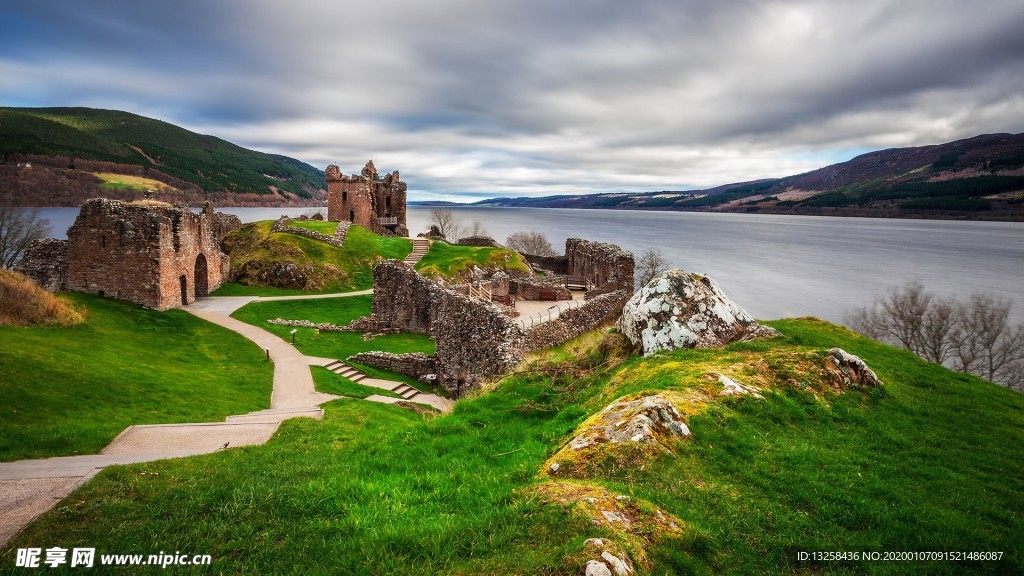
[{"xmin": 2, "ymin": 1, "xmax": 1024, "ymax": 200}]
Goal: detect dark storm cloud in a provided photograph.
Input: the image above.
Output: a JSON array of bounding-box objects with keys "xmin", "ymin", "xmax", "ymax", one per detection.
[{"xmin": 2, "ymin": 0, "xmax": 1023, "ymax": 199}]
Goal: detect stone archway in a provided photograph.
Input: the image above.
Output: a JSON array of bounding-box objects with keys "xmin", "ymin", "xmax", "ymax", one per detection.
[{"xmin": 194, "ymin": 253, "xmax": 209, "ymax": 298}]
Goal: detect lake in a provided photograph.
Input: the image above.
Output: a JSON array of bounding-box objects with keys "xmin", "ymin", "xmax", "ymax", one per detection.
[{"xmin": 36, "ymin": 206, "xmax": 1024, "ymax": 324}]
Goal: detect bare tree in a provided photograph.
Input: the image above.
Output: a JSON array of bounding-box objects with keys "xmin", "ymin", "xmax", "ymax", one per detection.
[
  {"xmin": 0, "ymin": 205, "xmax": 51, "ymax": 269},
  {"xmin": 635, "ymin": 248, "xmax": 671, "ymax": 288},
  {"xmin": 428, "ymin": 208, "xmax": 464, "ymax": 242},
  {"xmin": 846, "ymin": 282, "xmax": 1024, "ymax": 391},
  {"xmin": 919, "ymin": 298, "xmax": 959, "ymax": 364},
  {"xmin": 505, "ymin": 231, "xmax": 556, "ymax": 256},
  {"xmin": 951, "ymin": 294, "xmax": 1023, "ymax": 388},
  {"xmin": 465, "ymin": 220, "xmax": 489, "ymax": 238}
]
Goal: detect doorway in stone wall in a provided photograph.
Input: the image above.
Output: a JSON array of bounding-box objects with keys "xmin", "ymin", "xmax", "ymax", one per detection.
[
  {"xmin": 194, "ymin": 253, "xmax": 209, "ymax": 297},
  {"xmin": 179, "ymin": 275, "xmax": 188, "ymax": 305}
]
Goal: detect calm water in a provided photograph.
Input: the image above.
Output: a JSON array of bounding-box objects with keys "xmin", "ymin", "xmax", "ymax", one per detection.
[{"xmin": 37, "ymin": 206, "xmax": 1024, "ymax": 323}]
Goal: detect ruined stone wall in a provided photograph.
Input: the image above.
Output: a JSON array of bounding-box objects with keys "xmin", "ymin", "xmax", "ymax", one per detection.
[
  {"xmin": 522, "ymin": 253, "xmax": 568, "ymax": 274},
  {"xmin": 565, "ymin": 238, "xmax": 635, "ymax": 294},
  {"xmin": 522, "ymin": 291, "xmax": 629, "ymax": 353},
  {"xmin": 270, "ymin": 216, "xmax": 348, "ymax": 248},
  {"xmin": 509, "ymin": 277, "xmax": 571, "ymax": 301},
  {"xmin": 65, "ymin": 198, "xmax": 232, "ymax": 310},
  {"xmin": 367, "ymin": 260, "xmax": 441, "ymax": 334},
  {"xmin": 347, "ymin": 352, "xmax": 437, "ymax": 382},
  {"xmin": 13, "ymin": 238, "xmax": 68, "ymax": 291},
  {"xmin": 361, "ymin": 259, "xmax": 627, "ymax": 396},
  {"xmin": 326, "ymin": 161, "xmax": 408, "ymax": 236},
  {"xmin": 212, "ymin": 211, "xmax": 242, "ymax": 240},
  {"xmin": 431, "ymin": 288, "xmax": 525, "ymax": 395}
]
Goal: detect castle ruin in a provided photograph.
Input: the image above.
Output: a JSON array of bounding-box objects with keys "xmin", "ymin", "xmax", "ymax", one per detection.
[
  {"xmin": 15, "ymin": 199, "xmax": 241, "ymax": 310},
  {"xmin": 326, "ymin": 160, "xmax": 408, "ymax": 237}
]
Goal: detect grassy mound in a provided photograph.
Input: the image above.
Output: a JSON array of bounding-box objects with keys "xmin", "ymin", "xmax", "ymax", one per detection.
[
  {"xmin": 217, "ymin": 221, "xmax": 411, "ymax": 295},
  {"xmin": 415, "ymin": 241, "xmax": 531, "ymax": 281},
  {"xmin": 286, "ymin": 219, "xmax": 339, "ymax": 234},
  {"xmin": 0, "ymin": 293, "xmax": 272, "ymax": 461},
  {"xmin": 0, "ymin": 269, "xmax": 84, "ymax": 327},
  {"xmin": 5, "ymin": 317, "xmax": 1020, "ymax": 574}
]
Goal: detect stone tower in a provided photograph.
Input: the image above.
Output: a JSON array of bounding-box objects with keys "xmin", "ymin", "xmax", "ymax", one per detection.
[{"xmin": 326, "ymin": 160, "xmax": 409, "ymax": 237}]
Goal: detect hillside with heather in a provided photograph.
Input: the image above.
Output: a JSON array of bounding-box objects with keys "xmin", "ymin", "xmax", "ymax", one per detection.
[
  {"xmin": 461, "ymin": 133, "xmax": 1024, "ymax": 220},
  {"xmin": 0, "ymin": 107, "xmax": 326, "ymax": 207}
]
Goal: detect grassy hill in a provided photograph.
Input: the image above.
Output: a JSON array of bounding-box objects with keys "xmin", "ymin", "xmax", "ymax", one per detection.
[
  {"xmin": 415, "ymin": 241, "xmax": 532, "ymax": 281},
  {"xmin": 0, "ymin": 293, "xmax": 272, "ymax": 461},
  {"xmin": 218, "ymin": 223, "xmax": 532, "ymax": 295},
  {"xmin": 3, "ymin": 313, "xmax": 1020, "ymax": 574},
  {"xmin": 216, "ymin": 222, "xmax": 413, "ymax": 295},
  {"xmin": 0, "ymin": 107, "xmax": 326, "ymax": 205}
]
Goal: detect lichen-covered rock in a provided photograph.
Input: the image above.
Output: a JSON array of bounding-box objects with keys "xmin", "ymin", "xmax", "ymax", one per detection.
[
  {"xmin": 585, "ymin": 560, "xmax": 613, "ymax": 576},
  {"xmin": 529, "ymin": 481, "xmax": 680, "ymax": 575},
  {"xmin": 825, "ymin": 348, "xmax": 882, "ymax": 388},
  {"xmin": 717, "ymin": 374, "xmax": 763, "ymax": 398},
  {"xmin": 545, "ymin": 395, "xmax": 691, "ymax": 478},
  {"xmin": 601, "ymin": 551, "xmax": 633, "ymax": 575},
  {"xmin": 618, "ymin": 269, "xmax": 779, "ymax": 356},
  {"xmin": 567, "ymin": 395, "xmax": 690, "ymax": 452}
]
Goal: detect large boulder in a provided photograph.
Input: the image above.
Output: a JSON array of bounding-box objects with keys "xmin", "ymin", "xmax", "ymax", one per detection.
[{"xmin": 618, "ymin": 269, "xmax": 779, "ymax": 355}]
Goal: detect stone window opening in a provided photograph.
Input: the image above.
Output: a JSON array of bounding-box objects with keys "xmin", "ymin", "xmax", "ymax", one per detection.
[
  {"xmin": 342, "ymin": 191, "xmax": 347, "ymax": 203},
  {"xmin": 179, "ymin": 275, "xmax": 188, "ymax": 305},
  {"xmin": 101, "ymin": 235, "xmax": 106, "ymax": 248}
]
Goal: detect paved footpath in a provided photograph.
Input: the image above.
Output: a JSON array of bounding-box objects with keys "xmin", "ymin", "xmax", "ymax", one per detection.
[{"xmin": 0, "ymin": 288, "xmax": 452, "ymax": 546}]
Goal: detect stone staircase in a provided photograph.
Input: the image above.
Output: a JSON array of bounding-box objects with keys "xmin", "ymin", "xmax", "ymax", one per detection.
[
  {"xmin": 324, "ymin": 359, "xmax": 423, "ymax": 402},
  {"xmin": 404, "ymin": 238, "xmax": 430, "ymax": 265},
  {"xmin": 324, "ymin": 359, "xmax": 369, "ymax": 383}
]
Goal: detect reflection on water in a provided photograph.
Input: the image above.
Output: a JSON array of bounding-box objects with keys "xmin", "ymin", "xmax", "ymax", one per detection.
[{"xmin": 36, "ymin": 206, "xmax": 1024, "ymax": 323}]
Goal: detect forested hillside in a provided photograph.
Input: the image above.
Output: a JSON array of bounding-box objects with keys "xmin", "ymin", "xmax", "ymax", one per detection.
[{"xmin": 0, "ymin": 107, "xmax": 326, "ymax": 206}]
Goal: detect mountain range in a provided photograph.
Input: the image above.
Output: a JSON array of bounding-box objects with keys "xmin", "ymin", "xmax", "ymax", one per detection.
[
  {"xmin": 2, "ymin": 107, "xmax": 1022, "ymax": 220},
  {"xmin": 419, "ymin": 133, "xmax": 1024, "ymax": 220}
]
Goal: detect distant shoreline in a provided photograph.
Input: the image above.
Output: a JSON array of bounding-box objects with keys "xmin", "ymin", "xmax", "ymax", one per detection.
[{"xmin": 18, "ymin": 202, "xmax": 1024, "ymax": 223}]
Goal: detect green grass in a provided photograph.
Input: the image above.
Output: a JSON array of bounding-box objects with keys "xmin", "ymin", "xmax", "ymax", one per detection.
[
  {"xmin": 415, "ymin": 241, "xmax": 531, "ymax": 280},
  {"xmin": 311, "ymin": 366, "xmax": 401, "ymax": 399},
  {"xmin": 217, "ymin": 222, "xmax": 411, "ymax": 294},
  {"xmin": 287, "ymin": 219, "xmax": 339, "ymax": 235},
  {"xmin": 0, "ymin": 293, "xmax": 272, "ymax": 461},
  {"xmin": 231, "ymin": 295, "xmax": 435, "ymax": 361},
  {"xmin": 4, "ymin": 318, "xmax": 1021, "ymax": 574}
]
